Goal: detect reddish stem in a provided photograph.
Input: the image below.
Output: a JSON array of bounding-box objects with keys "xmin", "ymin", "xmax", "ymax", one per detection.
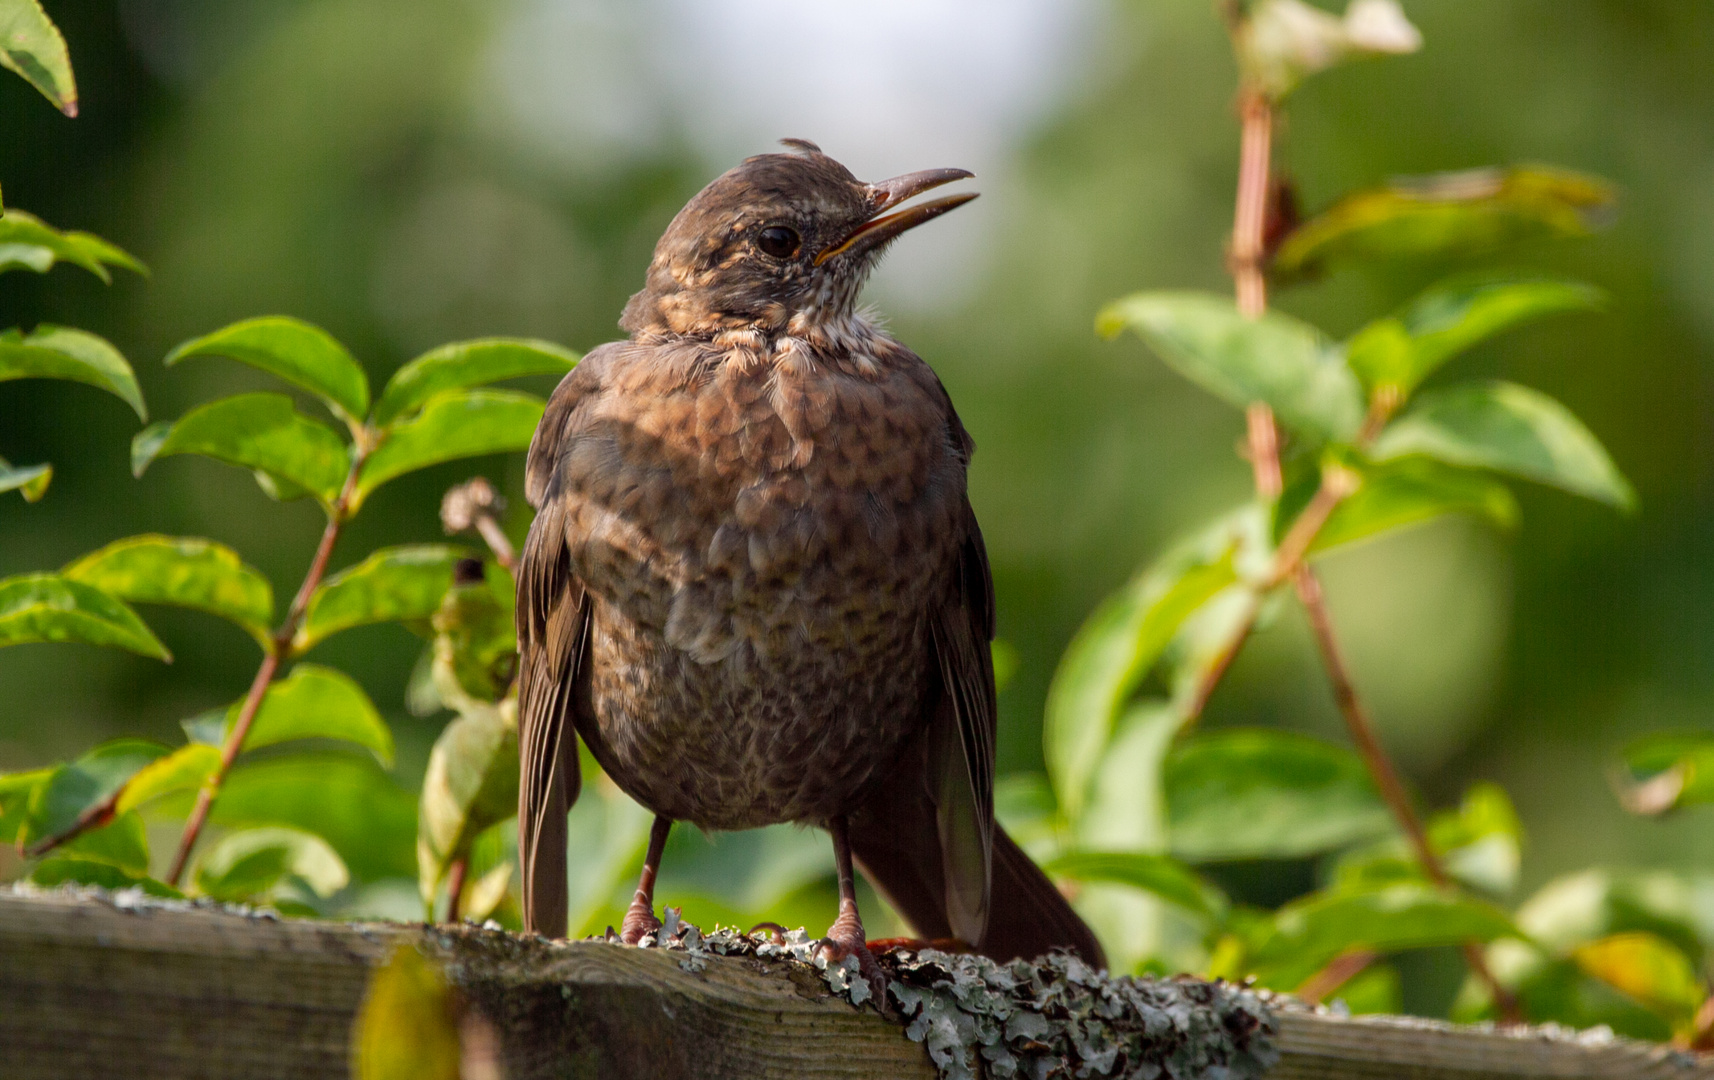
[{"xmin": 445, "ymin": 858, "xmax": 469, "ymax": 924}]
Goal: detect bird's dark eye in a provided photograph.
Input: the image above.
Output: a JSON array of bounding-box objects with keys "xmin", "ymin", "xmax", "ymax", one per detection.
[{"xmin": 756, "ymin": 225, "xmax": 801, "ymax": 259}]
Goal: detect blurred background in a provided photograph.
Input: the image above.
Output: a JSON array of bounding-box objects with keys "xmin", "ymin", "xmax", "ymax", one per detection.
[{"xmin": 2, "ymin": 0, "xmax": 1711, "ymax": 991}]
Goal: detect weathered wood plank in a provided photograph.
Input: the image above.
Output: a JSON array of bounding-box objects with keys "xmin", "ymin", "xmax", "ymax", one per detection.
[{"xmin": 0, "ymin": 888, "xmax": 1708, "ymax": 1080}]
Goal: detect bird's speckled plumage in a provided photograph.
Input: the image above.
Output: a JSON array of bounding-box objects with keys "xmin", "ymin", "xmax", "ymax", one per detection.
[{"xmin": 517, "ymin": 143, "xmax": 1104, "ymax": 968}]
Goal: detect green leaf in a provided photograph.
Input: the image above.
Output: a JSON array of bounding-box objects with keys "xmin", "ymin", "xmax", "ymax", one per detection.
[
  {"xmin": 1573, "ymin": 933, "xmax": 1707, "ymax": 1020},
  {"xmin": 61, "ymin": 535, "xmax": 275, "ymax": 648},
  {"xmin": 193, "ymin": 825, "xmax": 350, "ymax": 901},
  {"xmin": 0, "ymin": 0, "xmax": 75, "ymax": 115},
  {"xmin": 57, "ymin": 810, "xmax": 150, "ymax": 874},
  {"xmin": 114, "ymin": 743, "xmax": 221, "ymax": 815},
  {"xmin": 0, "ymin": 573, "xmax": 170, "ymax": 660},
  {"xmin": 1166, "ymin": 729, "xmax": 1394, "ymax": 862},
  {"xmin": 374, "ymin": 338, "xmax": 578, "ymax": 427},
  {"xmin": 228, "ymin": 664, "xmax": 394, "ymax": 765},
  {"xmin": 1614, "ymin": 733, "xmax": 1714, "ymax": 816},
  {"xmin": 1047, "ymin": 850, "xmax": 1227, "ymax": 922},
  {"xmin": 0, "ymin": 455, "xmax": 50, "ymax": 501},
  {"xmin": 296, "ymin": 545, "xmax": 470, "ymax": 652},
  {"xmin": 166, "ymin": 317, "xmax": 370, "ymax": 425},
  {"xmin": 0, "ymin": 325, "xmax": 146, "ymax": 421},
  {"xmin": 0, "ymin": 210, "xmax": 144, "ymax": 280},
  {"xmin": 151, "ymin": 754, "xmax": 416, "ymax": 882},
  {"xmin": 417, "ymin": 707, "xmax": 519, "ymax": 910},
  {"xmin": 1098, "ymin": 291, "xmax": 1363, "ymax": 442},
  {"xmin": 0, "ymin": 766, "xmax": 52, "ymax": 844},
  {"xmin": 427, "ymin": 569, "xmax": 518, "ymax": 706},
  {"xmin": 1431, "ymin": 782, "xmax": 1524, "ymax": 897},
  {"xmin": 1044, "ymin": 510, "xmax": 1256, "ymax": 820},
  {"xmin": 29, "ymin": 858, "xmax": 181, "ymax": 898},
  {"xmin": 1312, "ymin": 457, "xmax": 1518, "ymax": 553},
  {"xmin": 1346, "ymin": 276, "xmax": 1604, "ymax": 395},
  {"xmin": 1273, "ymin": 167, "xmax": 1617, "ymax": 281},
  {"xmin": 353, "ymin": 390, "xmax": 544, "ymax": 508},
  {"xmin": 1249, "ymin": 884, "xmax": 1519, "ymax": 989},
  {"xmin": 132, "ymin": 393, "xmax": 352, "ymax": 511},
  {"xmin": 1373, "ymin": 381, "xmax": 1635, "ymax": 510},
  {"xmin": 353, "ymin": 946, "xmax": 464, "ymax": 1080},
  {"xmin": 19, "ymin": 739, "xmax": 169, "ymax": 847}
]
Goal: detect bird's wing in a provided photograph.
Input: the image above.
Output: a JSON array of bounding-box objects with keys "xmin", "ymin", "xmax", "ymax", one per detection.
[
  {"xmin": 516, "ymin": 355, "xmax": 605, "ymax": 938},
  {"xmin": 927, "ymin": 501, "xmax": 998, "ymax": 945}
]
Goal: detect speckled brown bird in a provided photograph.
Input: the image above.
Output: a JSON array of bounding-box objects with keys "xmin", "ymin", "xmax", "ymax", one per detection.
[{"xmin": 516, "ymin": 139, "xmax": 1105, "ymax": 973}]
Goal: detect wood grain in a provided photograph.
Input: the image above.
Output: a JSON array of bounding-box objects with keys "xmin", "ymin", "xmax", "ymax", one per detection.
[{"xmin": 1, "ymin": 889, "xmax": 1708, "ymax": 1080}]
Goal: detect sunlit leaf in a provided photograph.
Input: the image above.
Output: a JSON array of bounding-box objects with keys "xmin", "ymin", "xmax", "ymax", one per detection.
[
  {"xmin": 1098, "ymin": 291, "xmax": 1363, "ymax": 441},
  {"xmin": 1236, "ymin": 0, "xmax": 1420, "ymax": 99},
  {"xmin": 1346, "ymin": 276, "xmax": 1604, "ymax": 395},
  {"xmin": 194, "ymin": 825, "xmax": 350, "ymax": 901},
  {"xmin": 223, "ymin": 664, "xmax": 394, "ymax": 765},
  {"xmin": 1373, "ymin": 381, "xmax": 1635, "ymax": 510},
  {"xmin": 0, "ymin": 573, "xmax": 170, "ymax": 660},
  {"xmin": 132, "ymin": 393, "xmax": 352, "ymax": 511},
  {"xmin": 29, "ymin": 858, "xmax": 181, "ymax": 897},
  {"xmin": 166, "ymin": 317, "xmax": 370, "ymax": 425},
  {"xmin": 352, "ymin": 945, "xmax": 463, "ymax": 1080},
  {"xmin": 1249, "ymin": 884, "xmax": 1518, "ymax": 989},
  {"xmin": 374, "ymin": 337, "xmax": 578, "ymax": 426},
  {"xmin": 0, "ymin": 766, "xmax": 52, "ymax": 844},
  {"xmin": 19, "ymin": 738, "xmax": 169, "ymax": 848},
  {"xmin": 0, "ymin": 454, "xmax": 50, "ymax": 501},
  {"xmin": 1431, "ymin": 782, "xmax": 1524, "ymax": 897},
  {"xmin": 1045, "ymin": 510, "xmax": 1254, "ymax": 820},
  {"xmin": 114, "ymin": 743, "xmax": 221, "ymax": 815},
  {"xmin": 62, "ymin": 534, "xmax": 275, "ymax": 648},
  {"xmin": 0, "ymin": 210, "xmax": 144, "ymax": 280},
  {"xmin": 296, "ymin": 545, "xmax": 470, "ymax": 652},
  {"xmin": 1047, "ymin": 850, "xmax": 1227, "ymax": 922},
  {"xmin": 0, "ymin": 0, "xmax": 75, "ymax": 115},
  {"xmin": 0, "ymin": 325, "xmax": 146, "ymax": 421},
  {"xmin": 428, "ymin": 569, "xmax": 518, "ymax": 706},
  {"xmin": 57, "ymin": 810, "xmax": 150, "ymax": 874},
  {"xmin": 1166, "ymin": 728, "xmax": 1394, "ymax": 862},
  {"xmin": 1573, "ymin": 932, "xmax": 1707, "ymax": 1020},
  {"xmin": 462, "ymin": 862, "xmax": 513, "ymax": 924},
  {"xmin": 1273, "ymin": 167, "xmax": 1617, "ymax": 280},
  {"xmin": 1615, "ymin": 733, "xmax": 1714, "ymax": 816},
  {"xmin": 418, "ymin": 707, "xmax": 519, "ymax": 911},
  {"xmin": 353, "ymin": 390, "xmax": 544, "ymax": 508},
  {"xmin": 1312, "ymin": 457, "xmax": 1518, "ymax": 553}
]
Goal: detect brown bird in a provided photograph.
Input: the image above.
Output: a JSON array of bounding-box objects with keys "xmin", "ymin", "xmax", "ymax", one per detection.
[{"xmin": 516, "ymin": 139, "xmax": 1105, "ymax": 974}]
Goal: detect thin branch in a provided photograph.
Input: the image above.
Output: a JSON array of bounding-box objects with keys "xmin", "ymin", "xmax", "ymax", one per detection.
[{"xmin": 445, "ymin": 858, "xmax": 469, "ymax": 924}]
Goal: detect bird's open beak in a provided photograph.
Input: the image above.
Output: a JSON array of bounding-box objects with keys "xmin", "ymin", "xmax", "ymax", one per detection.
[{"xmin": 814, "ymin": 168, "xmax": 977, "ymax": 266}]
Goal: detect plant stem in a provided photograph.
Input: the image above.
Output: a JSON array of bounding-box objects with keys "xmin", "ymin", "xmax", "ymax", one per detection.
[
  {"xmin": 445, "ymin": 857, "xmax": 468, "ymax": 924},
  {"xmin": 165, "ymin": 456, "xmax": 367, "ymax": 887}
]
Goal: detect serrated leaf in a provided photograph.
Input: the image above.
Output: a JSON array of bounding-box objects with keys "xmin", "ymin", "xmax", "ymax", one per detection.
[
  {"xmin": 62, "ymin": 534, "xmax": 275, "ymax": 648},
  {"xmin": 1346, "ymin": 276, "xmax": 1604, "ymax": 395},
  {"xmin": 0, "ymin": 573, "xmax": 170, "ymax": 660},
  {"xmin": 132, "ymin": 393, "xmax": 352, "ymax": 511},
  {"xmin": 194, "ymin": 825, "xmax": 350, "ymax": 901},
  {"xmin": 1312, "ymin": 457, "xmax": 1519, "ymax": 553},
  {"xmin": 374, "ymin": 338, "xmax": 578, "ymax": 427},
  {"xmin": 227, "ymin": 664, "xmax": 394, "ymax": 765},
  {"xmin": 1373, "ymin": 381, "xmax": 1635, "ymax": 510},
  {"xmin": 1098, "ymin": 291, "xmax": 1363, "ymax": 442},
  {"xmin": 0, "ymin": 210, "xmax": 144, "ymax": 279},
  {"xmin": 1249, "ymin": 884, "xmax": 1518, "ymax": 989},
  {"xmin": 1273, "ymin": 167, "xmax": 1617, "ymax": 281},
  {"xmin": 0, "ymin": 455, "xmax": 50, "ymax": 501},
  {"xmin": 1573, "ymin": 933, "xmax": 1706, "ymax": 1020},
  {"xmin": 353, "ymin": 945, "xmax": 464, "ymax": 1080},
  {"xmin": 353, "ymin": 390, "xmax": 544, "ymax": 508},
  {"xmin": 114, "ymin": 743, "xmax": 221, "ymax": 815},
  {"xmin": 296, "ymin": 545, "xmax": 470, "ymax": 652},
  {"xmin": 417, "ymin": 707, "xmax": 519, "ymax": 910},
  {"xmin": 0, "ymin": 0, "xmax": 75, "ymax": 114},
  {"xmin": 1044, "ymin": 513, "xmax": 1249, "ymax": 820},
  {"xmin": 0, "ymin": 325, "xmax": 146, "ymax": 421},
  {"xmin": 166, "ymin": 317, "xmax": 370, "ymax": 424},
  {"xmin": 1047, "ymin": 850, "xmax": 1227, "ymax": 922},
  {"xmin": 19, "ymin": 738, "xmax": 169, "ymax": 848}
]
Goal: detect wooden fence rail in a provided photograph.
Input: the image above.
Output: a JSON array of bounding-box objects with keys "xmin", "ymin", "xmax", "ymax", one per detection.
[{"xmin": 1, "ymin": 888, "xmax": 1708, "ymax": 1080}]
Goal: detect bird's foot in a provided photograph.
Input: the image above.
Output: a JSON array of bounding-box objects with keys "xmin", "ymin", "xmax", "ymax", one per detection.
[
  {"xmin": 818, "ymin": 913, "xmax": 888, "ymax": 1009},
  {"xmin": 619, "ymin": 897, "xmax": 662, "ymax": 945}
]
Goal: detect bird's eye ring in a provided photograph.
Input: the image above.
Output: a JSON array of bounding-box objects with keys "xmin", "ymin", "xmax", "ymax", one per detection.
[{"xmin": 756, "ymin": 225, "xmax": 801, "ymax": 259}]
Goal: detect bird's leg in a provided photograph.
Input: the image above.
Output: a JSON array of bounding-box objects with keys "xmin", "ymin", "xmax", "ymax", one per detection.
[
  {"xmin": 619, "ymin": 815, "xmax": 672, "ymax": 944},
  {"xmin": 819, "ymin": 815, "xmax": 885, "ymax": 997}
]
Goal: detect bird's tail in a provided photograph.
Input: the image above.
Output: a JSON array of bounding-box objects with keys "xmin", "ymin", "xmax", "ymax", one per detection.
[{"xmin": 847, "ymin": 781, "xmax": 1106, "ymax": 969}]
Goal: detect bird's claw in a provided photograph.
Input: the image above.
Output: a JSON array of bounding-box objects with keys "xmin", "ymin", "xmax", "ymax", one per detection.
[
  {"xmin": 619, "ymin": 898, "xmax": 662, "ymax": 945},
  {"xmin": 818, "ymin": 916, "xmax": 888, "ymax": 1009}
]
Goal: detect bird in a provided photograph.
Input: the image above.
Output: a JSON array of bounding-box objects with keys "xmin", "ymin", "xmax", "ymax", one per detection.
[{"xmin": 515, "ymin": 139, "xmax": 1105, "ymax": 976}]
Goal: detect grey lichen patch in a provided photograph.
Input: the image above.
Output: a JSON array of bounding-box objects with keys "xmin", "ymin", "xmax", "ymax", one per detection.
[{"xmin": 628, "ymin": 907, "xmax": 872, "ymax": 1007}]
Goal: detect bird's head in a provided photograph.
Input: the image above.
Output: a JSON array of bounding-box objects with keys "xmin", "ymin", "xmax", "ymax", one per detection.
[{"xmin": 620, "ymin": 139, "xmax": 976, "ymax": 339}]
